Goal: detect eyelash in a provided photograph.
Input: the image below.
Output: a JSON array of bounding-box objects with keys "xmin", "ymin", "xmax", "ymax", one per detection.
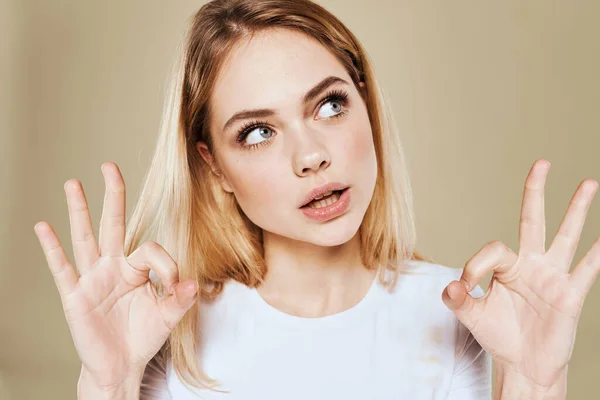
[{"xmin": 235, "ymin": 88, "xmax": 350, "ymax": 150}]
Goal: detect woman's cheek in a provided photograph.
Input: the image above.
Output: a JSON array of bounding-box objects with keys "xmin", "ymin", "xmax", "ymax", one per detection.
[
  {"xmin": 229, "ymin": 166, "xmax": 287, "ymax": 225},
  {"xmin": 346, "ymin": 121, "xmax": 376, "ymax": 166},
  {"xmin": 346, "ymin": 124, "xmax": 378, "ymax": 203}
]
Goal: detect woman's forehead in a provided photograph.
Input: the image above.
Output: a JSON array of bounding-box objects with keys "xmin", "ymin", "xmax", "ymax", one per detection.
[{"xmin": 210, "ymin": 29, "xmax": 349, "ymax": 130}]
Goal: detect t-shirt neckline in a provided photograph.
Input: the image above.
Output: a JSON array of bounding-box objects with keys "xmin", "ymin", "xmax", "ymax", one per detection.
[{"xmin": 244, "ymin": 271, "xmax": 386, "ymax": 331}]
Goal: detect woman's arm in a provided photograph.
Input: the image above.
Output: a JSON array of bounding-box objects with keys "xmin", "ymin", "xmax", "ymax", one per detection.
[
  {"xmin": 493, "ymin": 362, "xmax": 567, "ymax": 400},
  {"xmin": 77, "ymin": 365, "xmax": 145, "ymax": 400}
]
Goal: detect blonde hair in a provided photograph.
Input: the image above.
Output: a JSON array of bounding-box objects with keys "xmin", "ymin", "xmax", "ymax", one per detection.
[{"xmin": 127, "ymin": 0, "xmax": 433, "ymax": 394}]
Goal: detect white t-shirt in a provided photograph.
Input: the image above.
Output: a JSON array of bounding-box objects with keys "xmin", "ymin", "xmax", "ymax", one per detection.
[{"xmin": 140, "ymin": 260, "xmax": 491, "ymax": 399}]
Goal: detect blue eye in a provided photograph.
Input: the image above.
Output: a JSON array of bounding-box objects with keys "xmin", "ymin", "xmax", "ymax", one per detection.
[
  {"xmin": 235, "ymin": 88, "xmax": 350, "ymax": 150},
  {"xmin": 244, "ymin": 126, "xmax": 274, "ymax": 145},
  {"xmin": 317, "ymin": 89, "xmax": 349, "ymax": 118},
  {"xmin": 317, "ymin": 99, "xmax": 343, "ymax": 118}
]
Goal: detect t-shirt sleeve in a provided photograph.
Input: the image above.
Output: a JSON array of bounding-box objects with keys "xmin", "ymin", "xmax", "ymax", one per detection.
[
  {"xmin": 140, "ymin": 349, "xmax": 173, "ymax": 400},
  {"xmin": 446, "ymin": 284, "xmax": 493, "ymax": 400}
]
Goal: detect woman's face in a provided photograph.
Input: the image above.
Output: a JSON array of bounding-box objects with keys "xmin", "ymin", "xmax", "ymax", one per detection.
[{"xmin": 198, "ymin": 28, "xmax": 377, "ymax": 246}]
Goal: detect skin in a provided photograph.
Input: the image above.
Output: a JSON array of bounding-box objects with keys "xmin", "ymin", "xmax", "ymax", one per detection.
[{"xmin": 197, "ymin": 28, "xmax": 378, "ymax": 318}]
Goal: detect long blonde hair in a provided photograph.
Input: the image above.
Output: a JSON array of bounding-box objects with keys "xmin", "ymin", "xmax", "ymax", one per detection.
[{"xmin": 127, "ymin": 0, "xmax": 433, "ymax": 394}]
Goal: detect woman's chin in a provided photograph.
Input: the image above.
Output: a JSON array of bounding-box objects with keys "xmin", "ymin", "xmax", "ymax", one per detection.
[
  {"xmin": 302, "ymin": 220, "xmax": 361, "ymax": 247},
  {"xmin": 311, "ymin": 235, "xmax": 355, "ymax": 247},
  {"xmin": 258, "ymin": 208, "xmax": 363, "ymax": 246}
]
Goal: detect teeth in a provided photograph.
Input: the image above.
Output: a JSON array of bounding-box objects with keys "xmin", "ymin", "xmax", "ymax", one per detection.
[
  {"xmin": 312, "ymin": 191, "xmax": 333, "ymax": 201},
  {"xmin": 308, "ymin": 191, "xmax": 341, "ymax": 209}
]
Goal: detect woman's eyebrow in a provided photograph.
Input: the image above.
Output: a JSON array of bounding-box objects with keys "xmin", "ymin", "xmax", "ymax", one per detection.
[{"xmin": 221, "ymin": 75, "xmax": 350, "ymax": 133}]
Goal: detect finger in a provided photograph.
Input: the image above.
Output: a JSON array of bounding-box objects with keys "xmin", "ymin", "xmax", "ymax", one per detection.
[
  {"xmin": 125, "ymin": 241, "xmax": 180, "ymax": 293},
  {"xmin": 64, "ymin": 179, "xmax": 99, "ymax": 274},
  {"xmin": 519, "ymin": 159, "xmax": 550, "ymax": 256},
  {"xmin": 570, "ymin": 235, "xmax": 600, "ymax": 298},
  {"xmin": 443, "ymin": 241, "xmax": 517, "ymax": 333},
  {"xmin": 160, "ymin": 279, "xmax": 199, "ymax": 330},
  {"xmin": 34, "ymin": 222, "xmax": 78, "ymax": 298},
  {"xmin": 98, "ymin": 163, "xmax": 126, "ymax": 257},
  {"xmin": 442, "ymin": 278, "xmax": 479, "ymax": 311},
  {"xmin": 441, "ymin": 278, "xmax": 484, "ymax": 335},
  {"xmin": 548, "ymin": 179, "xmax": 599, "ymax": 270},
  {"xmin": 460, "ymin": 240, "xmax": 518, "ymax": 292}
]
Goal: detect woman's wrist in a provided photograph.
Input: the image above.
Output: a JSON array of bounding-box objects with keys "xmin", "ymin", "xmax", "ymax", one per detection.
[
  {"xmin": 77, "ymin": 365, "xmax": 145, "ymax": 400},
  {"xmin": 494, "ymin": 362, "xmax": 568, "ymax": 400}
]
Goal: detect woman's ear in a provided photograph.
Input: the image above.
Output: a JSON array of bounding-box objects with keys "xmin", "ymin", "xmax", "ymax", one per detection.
[{"xmin": 196, "ymin": 141, "xmax": 234, "ymax": 193}]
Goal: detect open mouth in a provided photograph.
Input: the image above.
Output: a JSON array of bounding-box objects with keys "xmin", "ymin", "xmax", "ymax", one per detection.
[
  {"xmin": 299, "ymin": 187, "xmax": 351, "ymax": 222},
  {"xmin": 301, "ymin": 189, "xmax": 345, "ymax": 209}
]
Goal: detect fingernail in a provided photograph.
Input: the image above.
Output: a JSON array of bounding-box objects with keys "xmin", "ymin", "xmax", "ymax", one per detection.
[
  {"xmin": 184, "ymin": 281, "xmax": 198, "ymax": 293},
  {"xmin": 180, "ymin": 281, "xmax": 198, "ymax": 300}
]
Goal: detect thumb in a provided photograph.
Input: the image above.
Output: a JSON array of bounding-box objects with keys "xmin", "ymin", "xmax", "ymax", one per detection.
[
  {"xmin": 161, "ymin": 279, "xmax": 199, "ymax": 329},
  {"xmin": 441, "ymin": 279, "xmax": 483, "ymax": 333}
]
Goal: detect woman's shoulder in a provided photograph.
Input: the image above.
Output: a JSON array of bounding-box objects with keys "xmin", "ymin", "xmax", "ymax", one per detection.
[
  {"xmin": 395, "ymin": 259, "xmax": 485, "ymax": 298},
  {"xmin": 399, "ymin": 258, "xmax": 461, "ymax": 276},
  {"xmin": 377, "ymin": 259, "xmax": 486, "ymax": 320}
]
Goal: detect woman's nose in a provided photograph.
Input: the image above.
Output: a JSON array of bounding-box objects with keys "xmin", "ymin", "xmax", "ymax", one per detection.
[
  {"xmin": 290, "ymin": 121, "xmax": 332, "ymax": 176},
  {"xmin": 292, "ymin": 138, "xmax": 331, "ymax": 176},
  {"xmin": 295, "ymin": 151, "xmax": 331, "ymax": 176}
]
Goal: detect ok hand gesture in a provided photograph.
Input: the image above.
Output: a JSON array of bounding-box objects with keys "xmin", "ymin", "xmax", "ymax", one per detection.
[
  {"xmin": 442, "ymin": 159, "xmax": 599, "ymax": 391},
  {"xmin": 34, "ymin": 162, "xmax": 199, "ymax": 391}
]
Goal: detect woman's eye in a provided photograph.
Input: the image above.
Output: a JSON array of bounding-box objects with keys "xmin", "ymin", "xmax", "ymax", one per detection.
[
  {"xmin": 245, "ymin": 126, "xmax": 274, "ymax": 145},
  {"xmin": 317, "ymin": 99, "xmax": 343, "ymax": 119}
]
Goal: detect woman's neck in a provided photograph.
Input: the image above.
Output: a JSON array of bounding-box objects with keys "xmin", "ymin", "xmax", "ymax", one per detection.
[{"xmin": 259, "ymin": 231, "xmax": 377, "ymax": 318}]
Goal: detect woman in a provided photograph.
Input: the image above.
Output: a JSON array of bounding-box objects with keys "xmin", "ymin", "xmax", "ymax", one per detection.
[{"xmin": 34, "ymin": 0, "xmax": 599, "ymax": 399}]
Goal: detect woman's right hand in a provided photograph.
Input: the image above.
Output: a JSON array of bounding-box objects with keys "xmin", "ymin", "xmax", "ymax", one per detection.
[{"xmin": 34, "ymin": 162, "xmax": 199, "ymax": 392}]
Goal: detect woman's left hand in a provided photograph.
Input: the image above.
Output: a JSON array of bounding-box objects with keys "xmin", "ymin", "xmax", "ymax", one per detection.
[{"xmin": 442, "ymin": 159, "xmax": 599, "ymax": 390}]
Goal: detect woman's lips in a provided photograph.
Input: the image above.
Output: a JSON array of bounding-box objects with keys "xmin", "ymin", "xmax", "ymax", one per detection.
[
  {"xmin": 299, "ymin": 187, "xmax": 351, "ymax": 222},
  {"xmin": 299, "ymin": 182, "xmax": 349, "ymax": 208}
]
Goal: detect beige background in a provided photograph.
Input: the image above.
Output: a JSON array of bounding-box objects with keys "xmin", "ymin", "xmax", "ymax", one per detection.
[{"xmin": 1, "ymin": 0, "xmax": 599, "ymax": 398}]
